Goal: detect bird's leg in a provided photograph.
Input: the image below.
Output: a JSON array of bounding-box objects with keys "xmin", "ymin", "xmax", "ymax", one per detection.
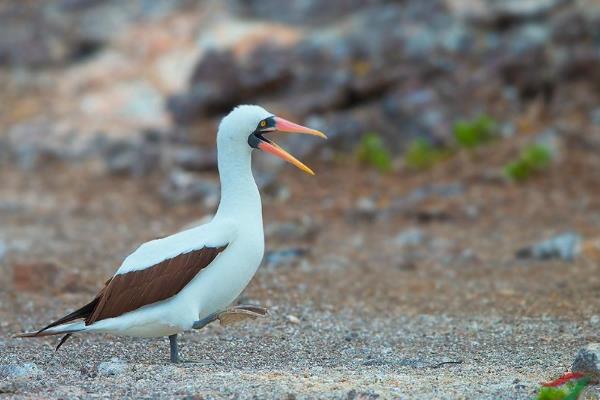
[
  {"xmin": 192, "ymin": 312, "xmax": 219, "ymax": 330},
  {"xmin": 169, "ymin": 334, "xmax": 179, "ymax": 363}
]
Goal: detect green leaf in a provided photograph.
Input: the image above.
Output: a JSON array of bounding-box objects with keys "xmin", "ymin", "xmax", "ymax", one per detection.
[
  {"xmin": 504, "ymin": 144, "xmax": 553, "ymax": 182},
  {"xmin": 404, "ymin": 138, "xmax": 446, "ymax": 170},
  {"xmin": 356, "ymin": 132, "xmax": 393, "ymax": 172},
  {"xmin": 453, "ymin": 115, "xmax": 498, "ymax": 149}
]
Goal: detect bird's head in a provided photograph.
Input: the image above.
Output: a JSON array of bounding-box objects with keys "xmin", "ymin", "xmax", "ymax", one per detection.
[{"xmin": 218, "ymin": 105, "xmax": 327, "ymax": 175}]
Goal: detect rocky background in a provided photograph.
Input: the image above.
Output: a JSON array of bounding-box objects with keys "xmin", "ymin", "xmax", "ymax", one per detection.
[{"xmin": 1, "ymin": 0, "xmax": 600, "ymax": 398}]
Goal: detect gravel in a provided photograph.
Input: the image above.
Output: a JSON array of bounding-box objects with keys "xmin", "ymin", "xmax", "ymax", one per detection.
[
  {"xmin": 2, "ymin": 312, "xmax": 599, "ymax": 399},
  {"xmin": 0, "ymin": 362, "xmax": 40, "ymax": 379},
  {"xmin": 97, "ymin": 358, "xmax": 127, "ymax": 376}
]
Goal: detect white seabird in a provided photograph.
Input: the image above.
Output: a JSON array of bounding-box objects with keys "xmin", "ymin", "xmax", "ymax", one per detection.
[{"xmin": 17, "ymin": 105, "xmax": 326, "ymax": 362}]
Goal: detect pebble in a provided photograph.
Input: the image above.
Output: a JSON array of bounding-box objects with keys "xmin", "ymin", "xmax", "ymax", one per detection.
[
  {"xmin": 160, "ymin": 169, "xmax": 219, "ymax": 206},
  {"xmin": 97, "ymin": 358, "xmax": 127, "ymax": 376},
  {"xmin": 393, "ymin": 228, "xmax": 425, "ymax": 247},
  {"xmin": 287, "ymin": 315, "xmax": 301, "ymax": 324},
  {"xmin": 170, "ymin": 146, "xmax": 217, "ymax": 172},
  {"xmin": 572, "ymin": 343, "xmax": 600, "ymax": 380},
  {"xmin": 101, "ymin": 137, "xmax": 161, "ymax": 177},
  {"xmin": 350, "ymin": 197, "xmax": 379, "ymax": 221},
  {"xmin": 0, "ymin": 240, "xmax": 6, "ymax": 261},
  {"xmin": 265, "ymin": 217, "xmax": 319, "ymax": 242},
  {"xmin": 392, "ymin": 183, "xmax": 464, "ymax": 211},
  {"xmin": 516, "ymin": 232, "xmax": 582, "ymax": 261},
  {"xmin": 0, "ymin": 363, "xmax": 40, "ymax": 379},
  {"xmin": 265, "ymin": 248, "xmax": 307, "ymax": 268}
]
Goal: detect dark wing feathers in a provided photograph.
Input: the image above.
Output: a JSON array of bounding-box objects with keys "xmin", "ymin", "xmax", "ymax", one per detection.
[
  {"xmin": 86, "ymin": 246, "xmax": 226, "ymax": 324},
  {"xmin": 24, "ymin": 245, "xmax": 227, "ymax": 338}
]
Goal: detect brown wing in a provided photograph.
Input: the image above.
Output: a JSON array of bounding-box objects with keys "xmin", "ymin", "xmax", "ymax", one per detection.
[{"xmin": 86, "ymin": 245, "xmax": 227, "ymax": 324}]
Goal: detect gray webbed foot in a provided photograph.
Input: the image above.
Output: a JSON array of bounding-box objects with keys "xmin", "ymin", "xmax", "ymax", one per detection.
[{"xmin": 192, "ymin": 305, "xmax": 268, "ymax": 330}]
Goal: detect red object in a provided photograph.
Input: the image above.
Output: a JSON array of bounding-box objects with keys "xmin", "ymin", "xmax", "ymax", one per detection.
[{"xmin": 542, "ymin": 372, "xmax": 586, "ymax": 387}]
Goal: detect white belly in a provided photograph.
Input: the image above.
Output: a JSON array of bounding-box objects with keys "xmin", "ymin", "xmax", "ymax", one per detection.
[{"xmin": 87, "ymin": 233, "xmax": 264, "ymax": 338}]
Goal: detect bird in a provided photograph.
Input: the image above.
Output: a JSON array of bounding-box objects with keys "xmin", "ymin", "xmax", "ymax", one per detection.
[{"xmin": 17, "ymin": 105, "xmax": 326, "ymax": 363}]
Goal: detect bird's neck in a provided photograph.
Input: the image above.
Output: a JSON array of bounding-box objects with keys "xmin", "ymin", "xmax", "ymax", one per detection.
[{"xmin": 214, "ymin": 145, "xmax": 262, "ymax": 224}]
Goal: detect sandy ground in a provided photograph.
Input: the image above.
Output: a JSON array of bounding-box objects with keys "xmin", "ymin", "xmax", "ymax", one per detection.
[{"xmin": 1, "ymin": 137, "xmax": 600, "ymax": 399}]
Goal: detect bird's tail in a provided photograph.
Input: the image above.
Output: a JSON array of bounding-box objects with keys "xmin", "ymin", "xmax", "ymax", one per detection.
[
  {"xmin": 15, "ymin": 322, "xmax": 87, "ymax": 351},
  {"xmin": 15, "ymin": 321, "xmax": 86, "ymax": 338}
]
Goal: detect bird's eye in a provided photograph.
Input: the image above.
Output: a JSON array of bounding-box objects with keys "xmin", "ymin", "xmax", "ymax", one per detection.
[{"xmin": 260, "ymin": 120, "xmax": 267, "ymax": 127}]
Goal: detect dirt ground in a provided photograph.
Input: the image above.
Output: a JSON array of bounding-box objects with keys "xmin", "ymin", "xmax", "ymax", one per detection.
[{"xmin": 1, "ymin": 135, "xmax": 600, "ymax": 399}]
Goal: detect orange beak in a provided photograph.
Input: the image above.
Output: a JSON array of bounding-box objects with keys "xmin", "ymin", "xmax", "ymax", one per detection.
[{"xmin": 256, "ymin": 116, "xmax": 327, "ymax": 175}]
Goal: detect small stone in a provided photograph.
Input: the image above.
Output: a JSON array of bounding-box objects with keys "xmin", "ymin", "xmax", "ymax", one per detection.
[
  {"xmin": 0, "ymin": 241, "xmax": 6, "ymax": 261},
  {"xmin": 287, "ymin": 315, "xmax": 301, "ymax": 324},
  {"xmin": 393, "ymin": 228, "xmax": 425, "ymax": 247},
  {"xmin": 592, "ymin": 109, "xmax": 600, "ymax": 126},
  {"xmin": 349, "ymin": 197, "xmax": 379, "ymax": 222},
  {"xmin": 265, "ymin": 248, "xmax": 307, "ymax": 268},
  {"xmin": 160, "ymin": 170, "xmax": 219, "ymax": 206},
  {"xmin": 265, "ymin": 218, "xmax": 319, "ymax": 242},
  {"xmin": 97, "ymin": 358, "xmax": 126, "ymax": 376},
  {"xmin": 591, "ymin": 315, "xmax": 600, "ymax": 326},
  {"xmin": 0, "ymin": 363, "xmax": 40, "ymax": 379},
  {"xmin": 170, "ymin": 146, "xmax": 217, "ymax": 172},
  {"xmin": 101, "ymin": 136, "xmax": 161, "ymax": 177},
  {"xmin": 516, "ymin": 232, "xmax": 582, "ymax": 261},
  {"xmin": 395, "ymin": 255, "xmax": 418, "ymax": 271},
  {"xmin": 572, "ymin": 343, "xmax": 600, "ymax": 380}
]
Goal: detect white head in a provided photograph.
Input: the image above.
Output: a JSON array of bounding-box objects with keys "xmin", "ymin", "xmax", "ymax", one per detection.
[{"xmin": 217, "ymin": 105, "xmax": 327, "ymax": 175}]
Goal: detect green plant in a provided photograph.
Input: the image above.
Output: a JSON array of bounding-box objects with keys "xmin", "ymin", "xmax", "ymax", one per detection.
[
  {"xmin": 535, "ymin": 377, "xmax": 591, "ymax": 400},
  {"xmin": 404, "ymin": 138, "xmax": 448, "ymax": 170},
  {"xmin": 356, "ymin": 133, "xmax": 393, "ymax": 172},
  {"xmin": 453, "ymin": 115, "xmax": 498, "ymax": 149},
  {"xmin": 504, "ymin": 144, "xmax": 552, "ymax": 182}
]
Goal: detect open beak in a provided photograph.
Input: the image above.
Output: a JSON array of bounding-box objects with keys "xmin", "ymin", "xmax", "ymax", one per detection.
[{"xmin": 255, "ymin": 116, "xmax": 327, "ymax": 175}]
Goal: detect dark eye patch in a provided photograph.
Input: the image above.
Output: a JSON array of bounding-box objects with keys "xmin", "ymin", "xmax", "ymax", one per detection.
[{"xmin": 256, "ymin": 116, "xmax": 275, "ymax": 131}]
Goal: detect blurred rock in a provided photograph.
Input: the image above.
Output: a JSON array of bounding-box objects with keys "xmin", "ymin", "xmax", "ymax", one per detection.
[
  {"xmin": 97, "ymin": 358, "xmax": 126, "ymax": 376},
  {"xmin": 391, "ymin": 183, "xmax": 465, "ymax": 211},
  {"xmin": 0, "ymin": 0, "xmax": 190, "ymax": 67},
  {"xmin": 0, "ymin": 363, "xmax": 41, "ymax": 379},
  {"xmin": 349, "ymin": 197, "xmax": 379, "ymax": 222},
  {"xmin": 534, "ymin": 128, "xmax": 561, "ymax": 159},
  {"xmin": 81, "ymin": 80, "xmax": 166, "ymax": 127},
  {"xmin": 160, "ymin": 169, "xmax": 219, "ymax": 206},
  {"xmin": 228, "ymin": 0, "xmax": 385, "ymax": 25},
  {"xmin": 12, "ymin": 262, "xmax": 88, "ymax": 294},
  {"xmin": 0, "ymin": 5, "xmax": 76, "ymax": 67},
  {"xmin": 265, "ymin": 248, "xmax": 308, "ymax": 268},
  {"xmin": 168, "ymin": 2, "xmax": 476, "ymax": 153},
  {"xmin": 591, "ymin": 109, "xmax": 600, "ymax": 126},
  {"xmin": 395, "ymin": 254, "xmax": 419, "ymax": 271},
  {"xmin": 0, "ymin": 241, "xmax": 6, "ymax": 262},
  {"xmin": 286, "ymin": 315, "xmax": 300, "ymax": 324},
  {"xmin": 99, "ymin": 131, "xmax": 163, "ymax": 177},
  {"xmin": 572, "ymin": 343, "xmax": 600, "ymax": 381},
  {"xmin": 169, "ymin": 146, "xmax": 217, "ymax": 172},
  {"xmin": 265, "ymin": 217, "xmax": 320, "ymax": 242},
  {"xmin": 167, "ymin": 50, "xmax": 240, "ymax": 123},
  {"xmin": 445, "ymin": 0, "xmax": 565, "ymax": 23},
  {"xmin": 516, "ymin": 232, "xmax": 582, "ymax": 261},
  {"xmin": 393, "ymin": 228, "xmax": 425, "ymax": 247},
  {"xmin": 489, "ymin": 0, "xmax": 566, "ymax": 21},
  {"xmin": 13, "ymin": 262, "xmax": 60, "ymax": 292}
]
